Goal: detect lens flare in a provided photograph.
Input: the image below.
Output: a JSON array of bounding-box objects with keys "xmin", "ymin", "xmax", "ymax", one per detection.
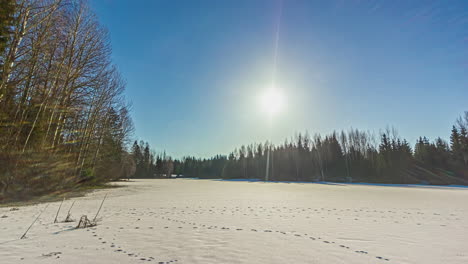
[{"xmin": 259, "ymin": 89, "xmax": 284, "ymax": 116}]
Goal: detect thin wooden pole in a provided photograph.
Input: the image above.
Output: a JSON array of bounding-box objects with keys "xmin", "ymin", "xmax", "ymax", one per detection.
[
  {"xmin": 21, "ymin": 204, "xmax": 49, "ymax": 239},
  {"xmin": 93, "ymin": 194, "xmax": 107, "ymax": 222},
  {"xmin": 66, "ymin": 201, "xmax": 75, "ymax": 216},
  {"xmin": 54, "ymin": 197, "xmax": 65, "ymax": 223}
]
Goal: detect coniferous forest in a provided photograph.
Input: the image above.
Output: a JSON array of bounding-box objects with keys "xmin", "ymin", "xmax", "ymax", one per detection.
[
  {"xmin": 133, "ymin": 113, "xmax": 468, "ymax": 186},
  {"xmin": 0, "ymin": 0, "xmax": 133, "ymax": 200}
]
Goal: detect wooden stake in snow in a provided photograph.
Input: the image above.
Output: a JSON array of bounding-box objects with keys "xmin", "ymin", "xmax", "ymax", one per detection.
[
  {"xmin": 64, "ymin": 201, "xmax": 76, "ymax": 222},
  {"xmin": 68, "ymin": 201, "xmax": 75, "ymax": 214},
  {"xmin": 93, "ymin": 194, "xmax": 107, "ymax": 222},
  {"xmin": 54, "ymin": 198, "xmax": 65, "ymax": 223},
  {"xmin": 21, "ymin": 204, "xmax": 49, "ymax": 239}
]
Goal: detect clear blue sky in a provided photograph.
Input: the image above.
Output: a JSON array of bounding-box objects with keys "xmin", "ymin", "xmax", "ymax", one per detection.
[{"xmin": 91, "ymin": 0, "xmax": 468, "ymax": 158}]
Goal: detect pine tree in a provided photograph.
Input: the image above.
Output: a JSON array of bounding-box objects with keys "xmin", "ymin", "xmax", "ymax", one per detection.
[
  {"xmin": 131, "ymin": 141, "xmax": 142, "ymax": 177},
  {"xmin": 450, "ymin": 126, "xmax": 462, "ymax": 162},
  {"xmin": 143, "ymin": 143, "xmax": 151, "ymax": 177},
  {"xmin": 460, "ymin": 126, "xmax": 468, "ymax": 165},
  {"xmin": 156, "ymin": 155, "xmax": 163, "ymax": 175}
]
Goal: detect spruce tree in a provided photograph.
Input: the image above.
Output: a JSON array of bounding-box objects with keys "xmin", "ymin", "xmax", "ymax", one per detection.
[{"xmin": 450, "ymin": 126, "xmax": 461, "ymax": 162}]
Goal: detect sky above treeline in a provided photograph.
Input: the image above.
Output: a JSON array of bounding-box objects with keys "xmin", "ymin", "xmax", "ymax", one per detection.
[{"xmin": 91, "ymin": 0, "xmax": 468, "ymax": 158}]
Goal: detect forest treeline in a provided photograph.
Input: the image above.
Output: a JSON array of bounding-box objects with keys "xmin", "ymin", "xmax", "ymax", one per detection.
[
  {"xmin": 0, "ymin": 0, "xmax": 133, "ymax": 200},
  {"xmin": 129, "ymin": 140, "xmax": 175, "ymax": 179},
  {"xmin": 159, "ymin": 113, "xmax": 467, "ymax": 185},
  {"xmin": 129, "ymin": 113, "xmax": 468, "ymax": 185}
]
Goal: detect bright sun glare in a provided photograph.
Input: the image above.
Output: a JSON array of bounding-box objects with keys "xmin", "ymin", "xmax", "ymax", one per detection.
[{"xmin": 259, "ymin": 89, "xmax": 285, "ymax": 116}]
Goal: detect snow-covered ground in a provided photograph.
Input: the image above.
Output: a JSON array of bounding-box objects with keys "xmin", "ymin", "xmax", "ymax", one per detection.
[{"xmin": 1, "ymin": 179, "xmax": 467, "ymax": 264}]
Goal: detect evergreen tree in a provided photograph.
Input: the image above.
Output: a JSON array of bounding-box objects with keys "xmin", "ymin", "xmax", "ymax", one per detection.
[
  {"xmin": 131, "ymin": 141, "xmax": 142, "ymax": 177},
  {"xmin": 450, "ymin": 126, "xmax": 462, "ymax": 162},
  {"xmin": 143, "ymin": 143, "xmax": 151, "ymax": 177}
]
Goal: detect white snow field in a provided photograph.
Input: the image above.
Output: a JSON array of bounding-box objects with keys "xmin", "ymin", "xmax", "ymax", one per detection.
[{"xmin": 1, "ymin": 179, "xmax": 467, "ymax": 264}]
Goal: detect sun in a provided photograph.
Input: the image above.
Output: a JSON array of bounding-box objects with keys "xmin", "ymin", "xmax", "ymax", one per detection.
[{"xmin": 259, "ymin": 88, "xmax": 285, "ymax": 116}]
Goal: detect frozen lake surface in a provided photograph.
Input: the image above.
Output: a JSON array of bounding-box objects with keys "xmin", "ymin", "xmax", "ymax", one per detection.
[{"xmin": 1, "ymin": 179, "xmax": 467, "ymax": 263}]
